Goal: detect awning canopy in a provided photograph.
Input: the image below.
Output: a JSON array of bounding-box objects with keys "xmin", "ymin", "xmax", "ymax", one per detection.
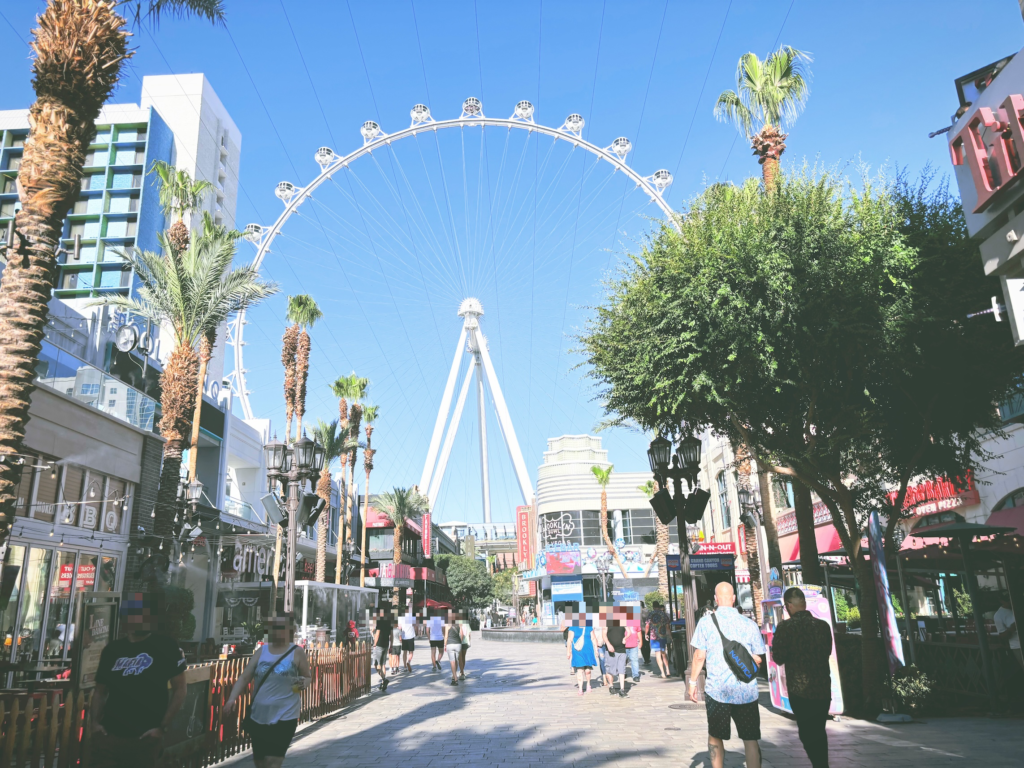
[
  {"xmin": 781, "ymin": 525, "xmax": 845, "ymax": 562},
  {"xmin": 415, "ymin": 598, "xmax": 452, "ymax": 609},
  {"xmin": 985, "ymin": 506, "xmax": 1024, "ymax": 536}
]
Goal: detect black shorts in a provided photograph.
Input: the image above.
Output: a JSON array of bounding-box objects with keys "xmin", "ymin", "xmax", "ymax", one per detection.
[
  {"xmin": 705, "ymin": 694, "xmax": 761, "ymax": 741},
  {"xmin": 248, "ymin": 719, "xmax": 298, "ymax": 759},
  {"xmin": 429, "ymin": 639, "xmax": 444, "ymax": 649},
  {"xmin": 401, "ymin": 639, "xmax": 415, "ymax": 651}
]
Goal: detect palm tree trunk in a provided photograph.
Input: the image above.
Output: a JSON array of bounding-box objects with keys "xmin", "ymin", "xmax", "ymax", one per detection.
[
  {"xmin": 599, "ymin": 491, "xmax": 629, "ymax": 578},
  {"xmin": 0, "ymin": 0, "xmax": 129, "ymax": 532},
  {"xmin": 294, "ymin": 328, "xmax": 309, "ymax": 440},
  {"xmin": 155, "ymin": 345, "xmax": 199, "ymax": 536},
  {"xmin": 282, "ymin": 325, "xmax": 298, "ymax": 441},
  {"xmin": 315, "ymin": 466, "xmax": 331, "ymax": 582},
  {"xmin": 392, "ymin": 523, "xmax": 403, "ymax": 607},
  {"xmin": 655, "ymin": 518, "xmax": 669, "ymax": 599},
  {"xmin": 361, "ymin": 464, "xmax": 372, "ymax": 588},
  {"xmin": 751, "ymin": 124, "xmax": 787, "ymax": 193},
  {"xmin": 187, "ymin": 333, "xmax": 214, "ymax": 487},
  {"xmin": 744, "ymin": 517, "xmax": 763, "ymax": 624},
  {"xmin": 334, "ymin": 452, "xmax": 348, "ymax": 585}
]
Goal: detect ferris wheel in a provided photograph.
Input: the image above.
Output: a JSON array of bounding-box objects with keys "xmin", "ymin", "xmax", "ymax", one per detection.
[{"xmin": 226, "ymin": 97, "xmax": 679, "ymax": 514}]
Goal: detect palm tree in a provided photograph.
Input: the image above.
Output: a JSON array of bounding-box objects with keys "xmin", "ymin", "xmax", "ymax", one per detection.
[
  {"xmin": 281, "ymin": 325, "xmax": 298, "ymax": 444},
  {"xmin": 0, "ymin": 0, "xmax": 223, "ymax": 544},
  {"xmin": 331, "ymin": 373, "xmax": 368, "ymax": 583},
  {"xmin": 311, "ymin": 419, "xmax": 351, "ymax": 582},
  {"xmin": 360, "ymin": 405, "xmax": 379, "ymax": 587},
  {"xmin": 150, "ymin": 160, "xmax": 212, "ymax": 254},
  {"xmin": 287, "ymin": 295, "xmax": 321, "ymax": 441},
  {"xmin": 590, "ymin": 465, "xmax": 628, "ymax": 578},
  {"xmin": 714, "ymin": 46, "xmax": 811, "ymax": 191},
  {"xmin": 375, "ymin": 487, "xmax": 428, "ymax": 606},
  {"xmin": 91, "ymin": 218, "xmax": 276, "ymax": 542},
  {"xmin": 636, "ymin": 480, "xmax": 666, "ymax": 588}
]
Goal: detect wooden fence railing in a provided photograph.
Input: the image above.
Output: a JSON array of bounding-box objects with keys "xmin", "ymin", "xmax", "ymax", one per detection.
[{"xmin": 0, "ymin": 640, "xmax": 371, "ymax": 768}]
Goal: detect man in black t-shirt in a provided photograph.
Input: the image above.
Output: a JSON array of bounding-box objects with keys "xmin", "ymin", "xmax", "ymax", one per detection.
[
  {"xmin": 91, "ymin": 593, "xmax": 187, "ymax": 768},
  {"xmin": 372, "ymin": 608, "xmax": 394, "ymax": 692},
  {"xmin": 604, "ymin": 619, "xmax": 628, "ymax": 697}
]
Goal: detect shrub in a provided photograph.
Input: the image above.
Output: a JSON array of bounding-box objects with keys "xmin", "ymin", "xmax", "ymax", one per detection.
[
  {"xmin": 847, "ymin": 606, "xmax": 861, "ymax": 629},
  {"xmin": 834, "ymin": 591, "xmax": 849, "ymax": 622},
  {"xmin": 892, "ymin": 665, "xmax": 934, "ymax": 714},
  {"xmin": 644, "ymin": 591, "xmax": 663, "ymax": 609}
]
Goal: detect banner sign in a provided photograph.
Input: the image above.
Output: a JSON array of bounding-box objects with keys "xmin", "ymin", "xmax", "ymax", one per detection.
[
  {"xmin": 538, "ymin": 548, "xmax": 580, "ymax": 575},
  {"xmin": 695, "ymin": 542, "xmax": 736, "ymax": 555},
  {"xmin": 422, "ymin": 512, "xmax": 431, "ymax": 557},
  {"xmin": 689, "ymin": 554, "xmax": 735, "ymax": 572},
  {"xmin": 550, "ymin": 575, "xmax": 583, "ymax": 603},
  {"xmin": 665, "ymin": 554, "xmax": 681, "ymax": 572},
  {"xmin": 516, "ymin": 505, "xmax": 531, "ymax": 566},
  {"xmin": 869, "ymin": 510, "xmax": 906, "ymax": 675}
]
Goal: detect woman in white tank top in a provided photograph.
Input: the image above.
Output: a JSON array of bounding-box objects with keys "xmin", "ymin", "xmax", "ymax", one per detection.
[{"xmin": 225, "ymin": 615, "xmax": 312, "ymax": 768}]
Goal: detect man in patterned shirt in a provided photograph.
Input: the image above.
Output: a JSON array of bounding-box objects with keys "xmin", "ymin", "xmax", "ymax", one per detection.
[
  {"xmin": 771, "ymin": 587, "xmax": 834, "ymax": 768},
  {"xmin": 688, "ymin": 582, "xmax": 766, "ymax": 768}
]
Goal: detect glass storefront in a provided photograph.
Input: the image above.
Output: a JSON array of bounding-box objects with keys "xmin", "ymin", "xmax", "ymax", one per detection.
[
  {"xmin": 0, "ymin": 543, "xmax": 117, "ymax": 672},
  {"xmin": 539, "ymin": 509, "xmax": 680, "ymax": 549}
]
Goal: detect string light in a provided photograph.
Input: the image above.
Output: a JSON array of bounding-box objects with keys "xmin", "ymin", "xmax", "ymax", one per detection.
[
  {"xmin": 50, "ymin": 467, "xmax": 56, "ymax": 480},
  {"xmin": 158, "ymin": 541, "xmax": 163, "ymax": 551},
  {"xmin": 48, "ymin": 526, "xmax": 54, "ymax": 537},
  {"xmin": 151, "ymin": 508, "xmax": 156, "ymax": 518},
  {"xmin": 58, "ymin": 535, "xmax": 64, "ymax": 547}
]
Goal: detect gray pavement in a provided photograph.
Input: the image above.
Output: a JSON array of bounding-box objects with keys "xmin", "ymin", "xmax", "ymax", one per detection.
[{"xmin": 224, "ymin": 634, "xmax": 1023, "ymax": 767}]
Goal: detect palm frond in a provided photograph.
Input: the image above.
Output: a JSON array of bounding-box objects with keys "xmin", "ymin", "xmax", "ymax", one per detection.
[
  {"xmin": 286, "ymin": 294, "xmax": 323, "ymax": 329},
  {"xmin": 331, "ymin": 373, "xmax": 369, "ymax": 403},
  {"xmin": 590, "ymin": 465, "xmax": 614, "ymax": 487},
  {"xmin": 149, "ymin": 160, "xmax": 213, "ymax": 219},
  {"xmin": 363, "ymin": 404, "xmax": 380, "ymax": 424},
  {"xmin": 126, "ymin": 0, "xmax": 226, "ymax": 27},
  {"xmin": 713, "ymin": 90, "xmax": 754, "ymax": 138},
  {"xmin": 715, "ymin": 46, "xmax": 813, "ymax": 137}
]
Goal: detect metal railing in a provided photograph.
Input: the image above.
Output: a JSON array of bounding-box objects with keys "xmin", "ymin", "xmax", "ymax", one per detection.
[{"xmin": 222, "ymin": 496, "xmax": 265, "ymax": 526}]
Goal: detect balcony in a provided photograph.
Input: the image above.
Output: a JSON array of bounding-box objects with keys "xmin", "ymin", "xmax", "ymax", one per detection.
[
  {"xmin": 223, "ymin": 495, "xmax": 267, "ymax": 529},
  {"xmin": 998, "ymin": 391, "xmax": 1024, "ymax": 424}
]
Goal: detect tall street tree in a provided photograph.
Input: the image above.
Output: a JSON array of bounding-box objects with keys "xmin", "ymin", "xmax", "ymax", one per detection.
[
  {"xmin": 150, "ymin": 159, "xmax": 212, "ymax": 254},
  {"xmin": 285, "ymin": 294, "xmax": 321, "ymax": 441},
  {"xmin": 0, "ymin": 0, "xmax": 222, "ymax": 543},
  {"xmin": 590, "ymin": 465, "xmax": 628, "ymax": 578},
  {"xmin": 360, "ymin": 405, "xmax": 379, "ymax": 588},
  {"xmin": 311, "ymin": 419, "xmax": 351, "ymax": 583},
  {"xmin": 580, "ymin": 169, "xmax": 1024, "ymax": 710},
  {"xmin": 331, "ymin": 373, "xmax": 368, "ymax": 583},
  {"xmin": 376, "ymin": 487, "xmax": 428, "ymax": 606},
  {"xmin": 714, "ymin": 45, "xmax": 811, "ymax": 190}
]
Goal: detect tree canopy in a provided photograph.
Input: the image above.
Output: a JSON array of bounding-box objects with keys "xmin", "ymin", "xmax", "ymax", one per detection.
[{"xmin": 435, "ymin": 554, "xmax": 493, "ymax": 608}]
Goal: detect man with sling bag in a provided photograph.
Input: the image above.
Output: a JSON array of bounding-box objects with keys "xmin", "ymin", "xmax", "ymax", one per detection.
[{"xmin": 689, "ymin": 582, "xmax": 766, "ymax": 768}]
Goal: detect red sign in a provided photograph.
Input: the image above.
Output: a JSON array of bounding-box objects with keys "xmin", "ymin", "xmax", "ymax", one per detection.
[
  {"xmin": 422, "ymin": 512, "xmax": 431, "ymax": 557},
  {"xmin": 950, "ymin": 94, "xmax": 1024, "ymax": 212},
  {"xmin": 516, "ymin": 505, "xmax": 531, "ymax": 567},
  {"xmin": 695, "ymin": 542, "xmax": 736, "ymax": 555},
  {"xmin": 379, "ymin": 562, "xmax": 414, "ymax": 581},
  {"xmin": 54, "ymin": 563, "xmax": 96, "ymax": 594},
  {"xmin": 888, "ymin": 472, "xmax": 979, "ymax": 515}
]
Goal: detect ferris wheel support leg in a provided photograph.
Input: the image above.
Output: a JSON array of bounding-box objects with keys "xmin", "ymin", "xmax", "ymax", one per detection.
[
  {"xmin": 420, "ymin": 327, "xmax": 468, "ymax": 494},
  {"xmin": 477, "ymin": 333, "xmax": 534, "ymax": 506},
  {"xmin": 427, "ymin": 363, "xmax": 474, "ymax": 504},
  {"xmin": 475, "ymin": 352, "xmax": 492, "ymax": 525}
]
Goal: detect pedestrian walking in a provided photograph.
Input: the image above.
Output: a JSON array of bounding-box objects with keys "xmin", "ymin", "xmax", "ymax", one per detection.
[
  {"xmin": 604, "ymin": 615, "xmax": 628, "ymax": 697},
  {"xmin": 370, "ymin": 608, "xmax": 393, "ymax": 692},
  {"xmin": 427, "ymin": 615, "xmax": 445, "ymax": 670},
  {"xmin": 646, "ymin": 600, "xmax": 672, "ymax": 678},
  {"xmin": 566, "ymin": 612, "xmax": 597, "ymax": 695},
  {"xmin": 771, "ymin": 587, "xmax": 834, "ymax": 768},
  {"xmin": 623, "ymin": 607, "xmax": 641, "ymax": 684},
  {"xmin": 443, "ymin": 613, "xmax": 464, "ymax": 686},
  {"xmin": 592, "ymin": 612, "xmax": 609, "ymax": 687},
  {"xmin": 400, "ymin": 614, "xmax": 417, "ymax": 672},
  {"xmin": 640, "ymin": 603, "xmax": 651, "ymax": 665},
  {"xmin": 224, "ymin": 615, "xmax": 311, "ymax": 768},
  {"xmin": 89, "ymin": 593, "xmax": 187, "ymax": 768},
  {"xmin": 388, "ymin": 620, "xmax": 402, "ymax": 675},
  {"xmin": 457, "ymin": 617, "xmax": 471, "ymax": 678},
  {"xmin": 688, "ymin": 582, "xmax": 766, "ymax": 768},
  {"xmin": 995, "ymin": 593, "xmax": 1022, "ymax": 671}
]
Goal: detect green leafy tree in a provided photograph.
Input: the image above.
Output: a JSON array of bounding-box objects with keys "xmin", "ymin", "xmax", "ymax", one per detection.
[
  {"xmin": 443, "ymin": 555, "xmax": 494, "ymax": 609},
  {"xmin": 310, "ymin": 419, "xmax": 355, "ymax": 582},
  {"xmin": 375, "ymin": 487, "xmax": 428, "ymax": 605},
  {"xmin": 715, "ymin": 45, "xmax": 811, "ymax": 190},
  {"xmin": 580, "ymin": 168, "xmax": 1024, "ymax": 710},
  {"xmin": 591, "ymin": 465, "xmax": 628, "ymax": 578},
  {"xmin": 0, "ymin": 0, "xmax": 223, "ymax": 550},
  {"xmin": 492, "ymin": 569, "xmax": 516, "ymax": 605},
  {"xmin": 331, "ymin": 373, "xmax": 368, "ymax": 583},
  {"xmin": 150, "ymin": 159, "xmax": 213, "ymax": 253}
]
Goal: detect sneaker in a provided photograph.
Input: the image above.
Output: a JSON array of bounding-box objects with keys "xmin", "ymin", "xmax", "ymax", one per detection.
[
  {"xmin": 450, "ymin": 679, "xmax": 458, "ymax": 686},
  {"xmin": 381, "ymin": 679, "xmax": 389, "ymax": 692},
  {"xmin": 619, "ymin": 690, "xmax": 628, "ymax": 698},
  {"xmin": 633, "ymin": 677, "xmax": 640, "ymax": 683},
  {"xmin": 459, "ymin": 673, "xmax": 466, "ymax": 680}
]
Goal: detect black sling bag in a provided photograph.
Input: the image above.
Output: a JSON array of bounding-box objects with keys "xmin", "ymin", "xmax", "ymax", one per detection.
[{"xmin": 710, "ymin": 611, "xmax": 759, "ymax": 684}]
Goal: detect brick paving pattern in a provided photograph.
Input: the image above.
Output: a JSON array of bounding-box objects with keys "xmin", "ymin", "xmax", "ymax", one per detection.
[{"xmin": 220, "ymin": 633, "xmax": 1023, "ymax": 767}]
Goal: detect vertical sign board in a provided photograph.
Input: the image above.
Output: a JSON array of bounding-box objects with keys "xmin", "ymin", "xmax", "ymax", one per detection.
[
  {"xmin": 422, "ymin": 512, "xmax": 431, "ymax": 557},
  {"xmin": 516, "ymin": 505, "xmax": 531, "ymax": 567},
  {"xmin": 869, "ymin": 510, "xmax": 906, "ymax": 674},
  {"xmin": 72, "ymin": 592, "xmax": 119, "ymax": 689}
]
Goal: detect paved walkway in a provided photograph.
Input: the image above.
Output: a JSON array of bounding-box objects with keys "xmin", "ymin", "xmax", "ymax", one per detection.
[{"xmin": 224, "ymin": 635, "xmax": 1023, "ymax": 768}]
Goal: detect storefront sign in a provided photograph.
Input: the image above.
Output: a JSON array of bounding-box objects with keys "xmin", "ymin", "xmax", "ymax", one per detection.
[
  {"xmin": 889, "ymin": 473, "xmax": 979, "ymax": 516},
  {"xmin": 950, "ymin": 94, "xmax": 1024, "ymax": 212},
  {"xmin": 232, "ymin": 544, "xmax": 271, "ymax": 577},
  {"xmin": 537, "ymin": 548, "xmax": 579, "ymax": 574},
  {"xmin": 516, "ymin": 505, "xmax": 531, "ymax": 566},
  {"xmin": 541, "ymin": 512, "xmax": 575, "ymax": 544},
  {"xmin": 550, "ymin": 576, "xmax": 583, "ymax": 603},
  {"xmin": 689, "ymin": 554, "xmax": 735, "ymax": 572},
  {"xmin": 422, "ymin": 512, "xmax": 431, "ymax": 557},
  {"xmin": 379, "ymin": 562, "xmax": 414, "ymax": 581},
  {"xmin": 695, "ymin": 542, "xmax": 736, "ymax": 555},
  {"xmin": 54, "ymin": 563, "xmax": 97, "ymax": 594},
  {"xmin": 665, "ymin": 554, "xmax": 681, "ymax": 572},
  {"xmin": 73, "ymin": 594, "xmax": 118, "ymax": 689}
]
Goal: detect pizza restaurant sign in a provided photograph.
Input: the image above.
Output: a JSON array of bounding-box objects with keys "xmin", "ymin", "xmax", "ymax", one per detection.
[
  {"xmin": 951, "ymin": 93, "xmax": 1024, "ymax": 212},
  {"xmin": 888, "ymin": 473, "xmax": 980, "ymax": 516}
]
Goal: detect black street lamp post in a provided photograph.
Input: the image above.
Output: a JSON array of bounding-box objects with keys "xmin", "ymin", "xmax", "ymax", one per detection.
[{"xmin": 265, "ymin": 432, "xmax": 325, "ymax": 615}]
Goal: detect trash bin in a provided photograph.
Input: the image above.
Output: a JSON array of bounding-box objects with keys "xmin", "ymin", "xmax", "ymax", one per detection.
[{"xmin": 671, "ymin": 626, "xmax": 688, "ymax": 676}]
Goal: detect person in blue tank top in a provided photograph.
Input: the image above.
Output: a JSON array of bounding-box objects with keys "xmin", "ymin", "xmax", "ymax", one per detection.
[{"xmin": 565, "ymin": 610, "xmax": 597, "ymax": 696}]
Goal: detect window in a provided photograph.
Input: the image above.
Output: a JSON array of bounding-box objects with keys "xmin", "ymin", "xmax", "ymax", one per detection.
[
  {"xmin": 5, "ymin": 154, "xmax": 22, "ymax": 171},
  {"xmin": 10, "ymin": 135, "xmax": 25, "ymax": 148},
  {"xmin": 579, "ymin": 510, "xmax": 604, "ymax": 546},
  {"xmin": 65, "ymin": 388, "xmax": 73, "ymax": 396},
  {"xmin": 626, "ymin": 508, "xmax": 656, "ymax": 545},
  {"xmin": 80, "ymin": 383, "xmax": 99, "ymax": 395},
  {"xmin": 717, "ymin": 471, "xmax": 732, "ymax": 529},
  {"xmin": 107, "ymin": 399, "xmax": 116, "ymax": 408},
  {"xmin": 772, "ymin": 477, "xmax": 794, "ymax": 509},
  {"xmin": 80, "ymin": 475, "xmax": 104, "ymax": 530},
  {"xmin": 2, "ymin": 176, "xmax": 16, "ymax": 193},
  {"xmin": 109, "ymin": 387, "xmax": 117, "ymax": 394},
  {"xmin": 539, "ymin": 511, "xmax": 582, "ymax": 547}
]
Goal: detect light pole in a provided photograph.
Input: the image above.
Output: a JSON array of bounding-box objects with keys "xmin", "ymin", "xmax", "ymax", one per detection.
[
  {"xmin": 264, "ymin": 433, "xmax": 325, "ymax": 615},
  {"xmin": 646, "ymin": 433, "xmax": 709, "ymax": 680},
  {"xmin": 595, "ymin": 553, "xmax": 611, "ymax": 602}
]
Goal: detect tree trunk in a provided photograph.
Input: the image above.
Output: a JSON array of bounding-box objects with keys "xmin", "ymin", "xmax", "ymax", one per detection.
[
  {"xmin": 751, "ymin": 124, "xmax": 787, "ymax": 193},
  {"xmin": 315, "ymin": 465, "xmax": 331, "ymax": 582},
  {"xmin": 155, "ymin": 344, "xmax": 198, "ymax": 537},
  {"xmin": 744, "ymin": 516, "xmax": 763, "ymax": 624},
  {"xmin": 0, "ymin": 0, "xmax": 129, "ymax": 535},
  {"xmin": 282, "ymin": 324, "xmax": 298, "ymax": 441},
  {"xmin": 793, "ymin": 479, "xmax": 824, "ymax": 585},
  {"xmin": 392, "ymin": 523, "xmax": 403, "ymax": 607},
  {"xmin": 851, "ymin": 551, "xmax": 884, "ymax": 711},
  {"xmin": 655, "ymin": 518, "xmax": 669, "ymax": 599},
  {"xmin": 599, "ymin": 492, "xmax": 629, "ymax": 578},
  {"xmin": 334, "ymin": 452, "xmax": 348, "ymax": 585},
  {"xmin": 756, "ymin": 470, "xmax": 783, "ymax": 570},
  {"xmin": 187, "ymin": 333, "xmax": 214, "ymax": 486},
  {"xmin": 762, "ymin": 156, "xmax": 779, "ymax": 191},
  {"xmin": 294, "ymin": 328, "xmax": 309, "ymax": 440},
  {"xmin": 361, "ymin": 466, "xmax": 371, "ymax": 588}
]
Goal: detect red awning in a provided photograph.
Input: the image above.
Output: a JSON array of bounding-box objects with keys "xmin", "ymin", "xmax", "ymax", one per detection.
[
  {"xmin": 782, "ymin": 525, "xmax": 844, "ymax": 562},
  {"xmin": 415, "ymin": 598, "xmax": 452, "ymax": 609},
  {"xmin": 986, "ymin": 506, "xmax": 1024, "ymax": 536}
]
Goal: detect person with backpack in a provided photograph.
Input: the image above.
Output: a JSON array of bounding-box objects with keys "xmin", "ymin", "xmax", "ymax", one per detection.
[
  {"xmin": 688, "ymin": 582, "xmax": 766, "ymax": 768},
  {"xmin": 224, "ymin": 615, "xmax": 311, "ymax": 768}
]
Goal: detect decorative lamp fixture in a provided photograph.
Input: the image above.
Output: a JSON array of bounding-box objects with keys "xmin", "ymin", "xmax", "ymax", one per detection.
[
  {"xmin": 186, "ymin": 479, "xmax": 204, "ymax": 505},
  {"xmin": 311, "ymin": 440, "xmax": 326, "ymax": 474},
  {"xmin": 647, "ymin": 435, "xmax": 672, "ymax": 473},
  {"xmin": 283, "ymin": 445, "xmax": 294, "ymax": 473},
  {"xmin": 294, "ymin": 433, "xmax": 315, "ymax": 471},
  {"xmin": 737, "ymin": 487, "xmax": 751, "ymax": 508},
  {"xmin": 264, "ymin": 434, "xmax": 287, "ymax": 474},
  {"xmin": 677, "ymin": 433, "xmax": 702, "ymax": 471}
]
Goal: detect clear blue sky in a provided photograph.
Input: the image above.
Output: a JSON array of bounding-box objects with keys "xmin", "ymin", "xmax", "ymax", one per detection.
[{"xmin": 2, "ymin": 1, "xmax": 1022, "ymax": 524}]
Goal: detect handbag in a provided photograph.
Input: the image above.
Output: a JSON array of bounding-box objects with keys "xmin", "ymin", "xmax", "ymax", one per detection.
[
  {"xmin": 240, "ymin": 644, "xmax": 297, "ymax": 732},
  {"xmin": 709, "ymin": 611, "xmax": 759, "ymax": 684}
]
